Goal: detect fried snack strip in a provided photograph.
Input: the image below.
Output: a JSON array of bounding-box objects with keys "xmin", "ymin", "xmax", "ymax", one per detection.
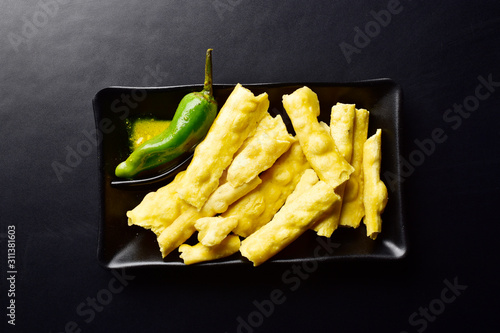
[
  {"xmin": 329, "ymin": 103, "xmax": 356, "ymax": 162},
  {"xmin": 319, "ymin": 121, "xmax": 330, "ymax": 133},
  {"xmin": 195, "ymin": 216, "xmax": 238, "ymax": 247},
  {"xmin": 126, "ymin": 171, "xmax": 187, "ymax": 237},
  {"xmin": 223, "ymin": 141, "xmax": 311, "ymax": 237},
  {"xmin": 339, "ymin": 108, "xmax": 370, "ymax": 228},
  {"xmin": 202, "ymin": 174, "xmax": 262, "ymax": 216},
  {"xmin": 179, "ymin": 235, "xmax": 240, "ymax": 265},
  {"xmin": 282, "ymin": 86, "xmax": 354, "ymax": 189},
  {"xmin": 283, "ymin": 169, "xmax": 319, "ymax": 204},
  {"xmin": 176, "ymin": 84, "xmax": 269, "ymax": 210},
  {"xmin": 157, "ymin": 176, "xmax": 262, "ymax": 258},
  {"xmin": 227, "ymin": 113, "xmax": 295, "ymax": 187},
  {"xmin": 240, "ymin": 180, "xmax": 340, "ymax": 266},
  {"xmin": 312, "ymin": 103, "xmax": 356, "ymax": 237},
  {"xmin": 363, "ymin": 129, "xmax": 388, "ymax": 239}
]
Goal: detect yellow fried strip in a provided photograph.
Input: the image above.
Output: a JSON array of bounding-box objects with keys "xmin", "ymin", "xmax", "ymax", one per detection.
[
  {"xmin": 319, "ymin": 121, "xmax": 330, "ymax": 133},
  {"xmin": 179, "ymin": 235, "xmax": 241, "ymax": 265},
  {"xmin": 363, "ymin": 129, "xmax": 388, "ymax": 239},
  {"xmin": 329, "ymin": 103, "xmax": 356, "ymax": 162},
  {"xmin": 339, "ymin": 108, "xmax": 370, "ymax": 228},
  {"xmin": 283, "ymin": 169, "xmax": 319, "ymax": 204},
  {"xmin": 176, "ymin": 84, "xmax": 269, "ymax": 210},
  {"xmin": 281, "ymin": 169, "xmax": 341, "ymax": 242},
  {"xmin": 227, "ymin": 113, "xmax": 295, "ymax": 187},
  {"xmin": 312, "ymin": 103, "xmax": 356, "ymax": 237},
  {"xmin": 157, "ymin": 176, "xmax": 262, "ymax": 258},
  {"xmin": 126, "ymin": 171, "xmax": 187, "ymax": 237},
  {"xmin": 240, "ymin": 181, "xmax": 340, "ymax": 266},
  {"xmin": 202, "ymin": 176, "xmax": 262, "ymax": 216},
  {"xmin": 282, "ymin": 87, "xmax": 354, "ymax": 188},
  {"xmin": 157, "ymin": 209, "xmax": 200, "ymax": 258},
  {"xmin": 223, "ymin": 141, "xmax": 310, "ymax": 237},
  {"xmin": 195, "ymin": 216, "xmax": 239, "ymax": 247}
]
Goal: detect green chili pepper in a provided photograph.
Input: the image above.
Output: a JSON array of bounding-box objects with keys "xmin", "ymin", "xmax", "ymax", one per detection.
[{"xmin": 115, "ymin": 49, "xmax": 217, "ymax": 179}]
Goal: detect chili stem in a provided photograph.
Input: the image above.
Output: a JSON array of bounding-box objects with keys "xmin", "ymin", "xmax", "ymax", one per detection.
[{"xmin": 203, "ymin": 48, "xmax": 213, "ymax": 97}]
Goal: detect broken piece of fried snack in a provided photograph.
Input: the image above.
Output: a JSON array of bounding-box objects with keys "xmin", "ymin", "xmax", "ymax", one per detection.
[
  {"xmin": 240, "ymin": 180, "xmax": 340, "ymax": 266},
  {"xmin": 179, "ymin": 235, "xmax": 241, "ymax": 265},
  {"xmin": 195, "ymin": 216, "xmax": 238, "ymax": 247},
  {"xmin": 362, "ymin": 129, "xmax": 388, "ymax": 239},
  {"xmin": 282, "ymin": 86, "xmax": 354, "ymax": 189},
  {"xmin": 176, "ymin": 83, "xmax": 269, "ymax": 210}
]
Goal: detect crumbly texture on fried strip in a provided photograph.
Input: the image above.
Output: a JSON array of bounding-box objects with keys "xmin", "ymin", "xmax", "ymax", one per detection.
[
  {"xmin": 176, "ymin": 84, "xmax": 269, "ymax": 210},
  {"xmin": 227, "ymin": 113, "xmax": 295, "ymax": 187},
  {"xmin": 157, "ymin": 176, "xmax": 262, "ymax": 258},
  {"xmin": 282, "ymin": 87, "xmax": 354, "ymax": 189},
  {"xmin": 339, "ymin": 108, "xmax": 370, "ymax": 228},
  {"xmin": 126, "ymin": 171, "xmax": 187, "ymax": 237},
  {"xmin": 240, "ymin": 181, "xmax": 340, "ymax": 266},
  {"xmin": 312, "ymin": 103, "xmax": 356, "ymax": 237},
  {"xmin": 223, "ymin": 141, "xmax": 311, "ymax": 238},
  {"xmin": 195, "ymin": 216, "xmax": 239, "ymax": 247},
  {"xmin": 362, "ymin": 129, "xmax": 388, "ymax": 240},
  {"xmin": 179, "ymin": 235, "xmax": 241, "ymax": 265}
]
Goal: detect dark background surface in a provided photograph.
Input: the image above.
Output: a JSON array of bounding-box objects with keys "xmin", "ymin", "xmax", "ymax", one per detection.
[{"xmin": 1, "ymin": 0, "xmax": 499, "ymax": 332}]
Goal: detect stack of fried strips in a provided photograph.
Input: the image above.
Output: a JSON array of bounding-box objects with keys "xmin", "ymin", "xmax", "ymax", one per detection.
[{"xmin": 127, "ymin": 84, "xmax": 388, "ymax": 266}]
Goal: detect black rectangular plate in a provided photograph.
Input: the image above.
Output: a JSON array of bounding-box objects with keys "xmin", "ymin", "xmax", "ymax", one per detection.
[{"xmin": 93, "ymin": 79, "xmax": 407, "ymax": 268}]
